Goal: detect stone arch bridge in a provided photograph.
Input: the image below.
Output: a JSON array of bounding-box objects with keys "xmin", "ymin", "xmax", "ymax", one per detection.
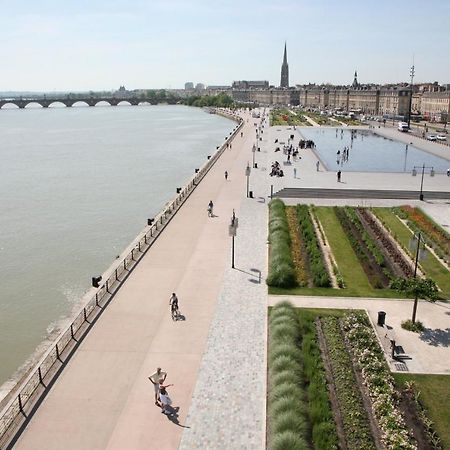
[{"xmin": 0, "ymin": 97, "xmax": 165, "ymax": 109}]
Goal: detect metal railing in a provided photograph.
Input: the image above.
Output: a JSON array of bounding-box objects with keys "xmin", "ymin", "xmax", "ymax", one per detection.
[{"xmin": 0, "ymin": 109, "xmax": 244, "ymax": 449}]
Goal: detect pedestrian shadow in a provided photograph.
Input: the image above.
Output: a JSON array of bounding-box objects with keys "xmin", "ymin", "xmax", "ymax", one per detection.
[
  {"xmin": 174, "ymin": 314, "xmax": 186, "ymax": 321},
  {"xmin": 419, "ymin": 328, "xmax": 450, "ymax": 347},
  {"xmin": 163, "ymin": 406, "xmax": 190, "ymax": 428}
]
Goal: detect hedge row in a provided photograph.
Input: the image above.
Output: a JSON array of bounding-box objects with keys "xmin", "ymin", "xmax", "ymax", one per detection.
[
  {"xmin": 267, "ymin": 200, "xmax": 297, "ymax": 288},
  {"xmin": 268, "ymin": 302, "xmax": 309, "ymax": 449},
  {"xmin": 296, "ymin": 205, "xmax": 331, "ymax": 287}
]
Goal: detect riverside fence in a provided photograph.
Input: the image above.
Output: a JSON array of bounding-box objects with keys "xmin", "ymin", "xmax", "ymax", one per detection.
[{"xmin": 0, "ymin": 109, "xmax": 244, "ymax": 449}]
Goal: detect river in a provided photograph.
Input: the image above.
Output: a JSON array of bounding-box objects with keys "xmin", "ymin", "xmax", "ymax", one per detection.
[{"xmin": 0, "ymin": 104, "xmax": 234, "ymax": 391}]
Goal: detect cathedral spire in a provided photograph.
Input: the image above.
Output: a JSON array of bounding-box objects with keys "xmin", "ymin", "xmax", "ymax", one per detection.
[
  {"xmin": 352, "ymin": 70, "xmax": 359, "ymax": 88},
  {"xmin": 280, "ymin": 42, "xmax": 289, "ymax": 88}
]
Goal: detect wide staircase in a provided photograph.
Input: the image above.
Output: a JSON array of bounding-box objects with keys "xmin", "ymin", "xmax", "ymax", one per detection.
[{"xmin": 273, "ymin": 188, "xmax": 450, "ymax": 200}]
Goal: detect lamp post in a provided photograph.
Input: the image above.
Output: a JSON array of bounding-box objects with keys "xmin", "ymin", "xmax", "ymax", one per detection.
[
  {"xmin": 229, "ymin": 210, "xmax": 238, "ymax": 268},
  {"xmin": 252, "ymin": 143, "xmax": 256, "ymax": 168},
  {"xmin": 412, "ymin": 163, "xmax": 434, "ymax": 201},
  {"xmin": 409, "ymin": 232, "xmax": 427, "ymax": 323},
  {"xmin": 407, "ymin": 63, "xmax": 415, "ymax": 130},
  {"xmin": 245, "ymin": 163, "xmax": 251, "ymax": 197}
]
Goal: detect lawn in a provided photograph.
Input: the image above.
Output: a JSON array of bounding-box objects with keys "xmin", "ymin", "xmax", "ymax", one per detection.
[
  {"xmin": 270, "ymin": 207, "xmax": 407, "ymax": 298},
  {"xmin": 394, "ymin": 374, "xmax": 450, "ymax": 449},
  {"xmin": 373, "ymin": 208, "xmax": 450, "ymax": 299}
]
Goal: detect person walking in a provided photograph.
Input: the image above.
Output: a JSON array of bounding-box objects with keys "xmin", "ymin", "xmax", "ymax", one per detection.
[
  {"xmin": 208, "ymin": 200, "xmax": 214, "ymax": 217},
  {"xmin": 293, "ymin": 167, "xmax": 297, "ymax": 178},
  {"xmin": 337, "ymin": 170, "xmax": 342, "ymax": 182},
  {"xmin": 224, "ymin": 170, "xmax": 228, "ymax": 180},
  {"xmin": 148, "ymin": 367, "xmax": 167, "ymax": 406},
  {"xmin": 169, "ymin": 293, "xmax": 179, "ymax": 320},
  {"xmin": 316, "ymin": 161, "xmax": 320, "ymax": 171}
]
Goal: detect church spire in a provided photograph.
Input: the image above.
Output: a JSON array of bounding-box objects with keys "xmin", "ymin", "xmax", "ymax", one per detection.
[
  {"xmin": 352, "ymin": 70, "xmax": 359, "ymax": 88},
  {"xmin": 280, "ymin": 42, "xmax": 289, "ymax": 88}
]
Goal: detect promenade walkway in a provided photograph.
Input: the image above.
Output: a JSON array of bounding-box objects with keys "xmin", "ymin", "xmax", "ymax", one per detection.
[
  {"xmin": 12, "ymin": 111, "xmax": 260, "ymax": 450},
  {"xmin": 10, "ymin": 112, "xmax": 450, "ymax": 449}
]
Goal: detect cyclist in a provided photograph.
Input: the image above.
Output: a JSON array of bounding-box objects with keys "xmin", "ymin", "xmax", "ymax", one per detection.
[{"xmin": 169, "ymin": 293, "xmax": 179, "ymax": 320}]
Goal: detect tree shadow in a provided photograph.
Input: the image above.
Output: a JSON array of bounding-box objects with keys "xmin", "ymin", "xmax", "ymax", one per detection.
[{"xmin": 419, "ymin": 328, "xmax": 450, "ymax": 347}]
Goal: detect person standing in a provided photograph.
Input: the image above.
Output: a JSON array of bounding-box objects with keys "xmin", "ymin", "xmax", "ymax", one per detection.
[
  {"xmin": 158, "ymin": 381, "xmax": 174, "ymax": 415},
  {"xmin": 208, "ymin": 200, "xmax": 214, "ymax": 217},
  {"xmin": 224, "ymin": 170, "xmax": 228, "ymax": 181},
  {"xmin": 337, "ymin": 170, "xmax": 342, "ymax": 182},
  {"xmin": 316, "ymin": 161, "xmax": 320, "ymax": 171},
  {"xmin": 293, "ymin": 167, "xmax": 297, "ymax": 178},
  {"xmin": 148, "ymin": 367, "xmax": 167, "ymax": 406}
]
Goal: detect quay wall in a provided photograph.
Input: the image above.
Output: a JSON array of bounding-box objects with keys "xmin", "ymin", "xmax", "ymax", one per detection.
[{"xmin": 0, "ymin": 108, "xmax": 243, "ymax": 449}]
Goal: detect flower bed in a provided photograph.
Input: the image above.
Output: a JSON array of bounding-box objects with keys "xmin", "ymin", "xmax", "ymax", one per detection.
[
  {"xmin": 267, "ymin": 200, "xmax": 297, "ymax": 288},
  {"xmin": 342, "ymin": 312, "xmax": 417, "ymax": 450},
  {"xmin": 399, "ymin": 206, "xmax": 450, "ymax": 265},
  {"xmin": 358, "ymin": 208, "xmax": 414, "ymax": 278},
  {"xmin": 321, "ymin": 316, "xmax": 376, "ymax": 449},
  {"xmin": 334, "ymin": 206, "xmax": 390, "ymax": 288},
  {"xmin": 286, "ymin": 207, "xmax": 309, "ymax": 287},
  {"xmin": 296, "ymin": 205, "xmax": 331, "ymax": 287}
]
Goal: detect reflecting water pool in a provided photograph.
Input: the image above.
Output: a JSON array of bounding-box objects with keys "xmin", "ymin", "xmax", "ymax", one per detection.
[{"xmin": 300, "ymin": 128, "xmax": 450, "ymax": 173}]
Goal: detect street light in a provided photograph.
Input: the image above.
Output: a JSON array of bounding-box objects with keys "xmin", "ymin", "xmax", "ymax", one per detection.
[
  {"xmin": 229, "ymin": 210, "xmax": 238, "ymax": 268},
  {"xmin": 252, "ymin": 143, "xmax": 256, "ymax": 168},
  {"xmin": 407, "ymin": 63, "xmax": 415, "ymax": 129},
  {"xmin": 245, "ymin": 163, "xmax": 251, "ymax": 198},
  {"xmin": 409, "ymin": 232, "xmax": 427, "ymax": 323},
  {"xmin": 412, "ymin": 163, "xmax": 434, "ymax": 201}
]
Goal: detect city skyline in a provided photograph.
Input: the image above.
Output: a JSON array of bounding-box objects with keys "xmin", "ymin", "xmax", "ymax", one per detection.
[{"xmin": 1, "ymin": 0, "xmax": 449, "ymax": 91}]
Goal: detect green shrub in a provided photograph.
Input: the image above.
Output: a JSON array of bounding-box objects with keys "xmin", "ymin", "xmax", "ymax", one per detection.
[
  {"xmin": 401, "ymin": 319, "xmax": 425, "ymax": 333},
  {"xmin": 271, "ymin": 411, "xmax": 309, "ymax": 437},
  {"xmin": 269, "ymin": 343, "xmax": 302, "ymax": 364},
  {"xmin": 269, "ymin": 430, "xmax": 308, "ymax": 450},
  {"xmin": 269, "ymin": 382, "xmax": 303, "ymax": 404}
]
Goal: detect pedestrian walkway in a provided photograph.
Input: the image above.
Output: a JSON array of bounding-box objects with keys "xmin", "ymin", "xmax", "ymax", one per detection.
[{"xmin": 180, "ymin": 114, "xmax": 270, "ymax": 449}]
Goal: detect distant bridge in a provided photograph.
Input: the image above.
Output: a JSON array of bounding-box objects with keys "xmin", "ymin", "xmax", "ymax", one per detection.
[{"xmin": 0, "ymin": 96, "xmax": 175, "ymax": 109}]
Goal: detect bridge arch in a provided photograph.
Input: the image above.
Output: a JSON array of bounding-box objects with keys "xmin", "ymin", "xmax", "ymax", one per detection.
[
  {"xmin": 72, "ymin": 101, "xmax": 90, "ymax": 107},
  {"xmin": 24, "ymin": 102, "xmax": 44, "ymax": 108},
  {"xmin": 117, "ymin": 100, "xmax": 132, "ymax": 106},
  {"xmin": 0, "ymin": 102, "xmax": 20, "ymax": 109},
  {"xmin": 93, "ymin": 100, "xmax": 112, "ymax": 107},
  {"xmin": 48, "ymin": 101, "xmax": 66, "ymax": 108}
]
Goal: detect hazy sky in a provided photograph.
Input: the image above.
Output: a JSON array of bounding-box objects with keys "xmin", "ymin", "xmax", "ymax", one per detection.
[{"xmin": 2, "ymin": 0, "xmax": 449, "ymax": 91}]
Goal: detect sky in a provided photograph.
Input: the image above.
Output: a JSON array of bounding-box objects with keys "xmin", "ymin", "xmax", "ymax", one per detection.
[{"xmin": 1, "ymin": 0, "xmax": 449, "ymax": 91}]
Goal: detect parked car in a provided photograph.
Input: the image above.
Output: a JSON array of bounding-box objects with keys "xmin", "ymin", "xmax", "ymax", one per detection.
[
  {"xmin": 427, "ymin": 134, "xmax": 437, "ymax": 141},
  {"xmin": 436, "ymin": 134, "xmax": 447, "ymax": 141}
]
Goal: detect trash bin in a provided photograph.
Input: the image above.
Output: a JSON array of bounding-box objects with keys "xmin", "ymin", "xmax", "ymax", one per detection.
[
  {"xmin": 249, "ymin": 191, "xmax": 253, "ymax": 198},
  {"xmin": 377, "ymin": 311, "xmax": 386, "ymax": 326},
  {"xmin": 254, "ymin": 163, "xmax": 258, "ymax": 169}
]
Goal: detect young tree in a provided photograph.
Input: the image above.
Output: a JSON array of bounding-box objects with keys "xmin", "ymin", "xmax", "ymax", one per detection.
[{"xmin": 391, "ymin": 277, "xmax": 438, "ymax": 323}]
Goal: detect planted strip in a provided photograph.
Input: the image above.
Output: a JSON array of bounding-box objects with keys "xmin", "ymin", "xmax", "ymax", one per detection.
[
  {"xmin": 267, "ymin": 302, "xmax": 309, "ymax": 449},
  {"xmin": 267, "ymin": 200, "xmax": 297, "ymax": 288},
  {"xmin": 296, "ymin": 205, "xmax": 331, "ymax": 287},
  {"xmin": 321, "ymin": 316, "xmax": 376, "ymax": 449},
  {"xmin": 334, "ymin": 206, "xmax": 390, "ymax": 288},
  {"xmin": 342, "ymin": 312, "xmax": 417, "ymax": 450}
]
